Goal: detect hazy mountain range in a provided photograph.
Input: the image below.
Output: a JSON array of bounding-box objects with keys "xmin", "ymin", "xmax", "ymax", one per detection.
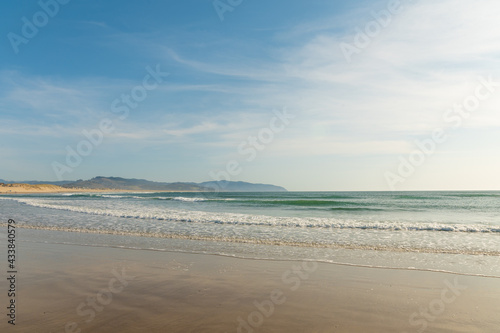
[{"xmin": 0, "ymin": 177, "xmax": 287, "ymax": 192}]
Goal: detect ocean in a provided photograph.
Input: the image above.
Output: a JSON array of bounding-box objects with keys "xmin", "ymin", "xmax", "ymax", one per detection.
[{"xmin": 1, "ymin": 191, "xmax": 499, "ymax": 277}]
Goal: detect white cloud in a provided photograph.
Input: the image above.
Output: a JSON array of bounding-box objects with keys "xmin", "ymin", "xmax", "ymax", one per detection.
[{"xmin": 3, "ymin": 0, "xmax": 500, "ymax": 180}]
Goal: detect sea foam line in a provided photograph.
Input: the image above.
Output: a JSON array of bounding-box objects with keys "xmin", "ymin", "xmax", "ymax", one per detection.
[
  {"xmin": 17, "ymin": 238, "xmax": 500, "ymax": 279},
  {"xmin": 2, "ymin": 196, "xmax": 500, "ymax": 233},
  {"xmin": 2, "ymin": 223, "xmax": 500, "ymax": 257}
]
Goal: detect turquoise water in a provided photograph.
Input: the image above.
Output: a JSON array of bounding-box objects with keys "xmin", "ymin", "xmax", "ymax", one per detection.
[{"xmin": 1, "ymin": 191, "xmax": 499, "ymax": 276}]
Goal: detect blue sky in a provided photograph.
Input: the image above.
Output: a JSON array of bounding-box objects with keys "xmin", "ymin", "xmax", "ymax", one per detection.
[{"xmin": 1, "ymin": 0, "xmax": 500, "ymax": 191}]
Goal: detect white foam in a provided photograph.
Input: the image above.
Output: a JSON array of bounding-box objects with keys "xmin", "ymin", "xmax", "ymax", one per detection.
[
  {"xmin": 172, "ymin": 197, "xmax": 206, "ymax": 202},
  {"xmin": 4, "ymin": 197, "xmax": 500, "ymax": 233},
  {"xmin": 4, "ymin": 224, "xmax": 500, "ymax": 258}
]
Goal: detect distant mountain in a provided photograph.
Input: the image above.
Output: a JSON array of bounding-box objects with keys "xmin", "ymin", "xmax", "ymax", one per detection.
[
  {"xmin": 199, "ymin": 180, "xmax": 287, "ymax": 192},
  {"xmin": 1, "ymin": 176, "xmax": 287, "ymax": 192},
  {"xmin": 62, "ymin": 177, "xmax": 206, "ymax": 191}
]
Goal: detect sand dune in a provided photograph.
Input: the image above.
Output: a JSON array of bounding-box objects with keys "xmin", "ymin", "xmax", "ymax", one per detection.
[{"xmin": 0, "ymin": 183, "xmax": 111, "ymax": 194}]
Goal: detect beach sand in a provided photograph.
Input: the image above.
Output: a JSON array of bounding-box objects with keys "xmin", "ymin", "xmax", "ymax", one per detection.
[
  {"xmin": 0, "ymin": 184, "xmax": 112, "ymax": 194},
  {"xmin": 1, "ymin": 238, "xmax": 499, "ymax": 332},
  {"xmin": 0, "ymin": 184, "xmax": 204, "ymax": 194}
]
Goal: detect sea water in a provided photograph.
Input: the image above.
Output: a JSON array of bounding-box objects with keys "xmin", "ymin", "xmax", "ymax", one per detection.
[{"xmin": 1, "ymin": 191, "xmax": 499, "ymax": 277}]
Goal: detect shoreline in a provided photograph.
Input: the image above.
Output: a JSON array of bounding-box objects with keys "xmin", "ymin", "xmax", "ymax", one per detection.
[
  {"xmin": 1, "ymin": 238, "xmax": 499, "ymax": 332},
  {"xmin": 18, "ymin": 237, "xmax": 500, "ymax": 279}
]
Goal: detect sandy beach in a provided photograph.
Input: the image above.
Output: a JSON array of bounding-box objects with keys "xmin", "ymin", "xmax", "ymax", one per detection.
[
  {"xmin": 0, "ymin": 184, "xmax": 197, "ymax": 194},
  {"xmin": 1, "ymin": 235, "xmax": 499, "ymax": 333},
  {"xmin": 0, "ymin": 184, "xmax": 111, "ymax": 194},
  {"xmin": 3, "ymin": 1, "xmax": 499, "ymax": 332},
  {"xmin": 0, "ymin": 184, "xmax": 211, "ymax": 194}
]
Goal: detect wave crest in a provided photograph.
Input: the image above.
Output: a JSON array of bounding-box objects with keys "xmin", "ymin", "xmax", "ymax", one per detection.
[{"xmin": 3, "ymin": 197, "xmax": 500, "ymax": 233}]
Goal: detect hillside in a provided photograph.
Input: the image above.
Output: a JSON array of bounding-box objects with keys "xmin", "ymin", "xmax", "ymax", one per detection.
[
  {"xmin": 199, "ymin": 180, "xmax": 287, "ymax": 192},
  {"xmin": 62, "ymin": 177, "xmax": 287, "ymax": 192},
  {"xmin": 62, "ymin": 177, "xmax": 206, "ymax": 191},
  {"xmin": 1, "ymin": 177, "xmax": 288, "ymax": 192},
  {"xmin": 0, "ymin": 179, "xmax": 74, "ymax": 186}
]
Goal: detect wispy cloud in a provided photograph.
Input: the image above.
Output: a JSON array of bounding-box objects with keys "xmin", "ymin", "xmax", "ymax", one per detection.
[{"xmin": 2, "ymin": 0, "xmax": 499, "ymax": 188}]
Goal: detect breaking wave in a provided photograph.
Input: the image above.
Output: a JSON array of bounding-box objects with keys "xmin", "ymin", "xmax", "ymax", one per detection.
[{"xmin": 2, "ymin": 197, "xmax": 500, "ymax": 233}]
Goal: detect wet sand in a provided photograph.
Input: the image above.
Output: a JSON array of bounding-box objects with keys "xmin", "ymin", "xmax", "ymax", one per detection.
[{"xmin": 1, "ymin": 240, "xmax": 499, "ymax": 332}]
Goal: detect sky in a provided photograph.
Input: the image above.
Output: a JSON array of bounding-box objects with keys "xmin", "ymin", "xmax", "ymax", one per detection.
[{"xmin": 1, "ymin": 0, "xmax": 500, "ymax": 191}]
